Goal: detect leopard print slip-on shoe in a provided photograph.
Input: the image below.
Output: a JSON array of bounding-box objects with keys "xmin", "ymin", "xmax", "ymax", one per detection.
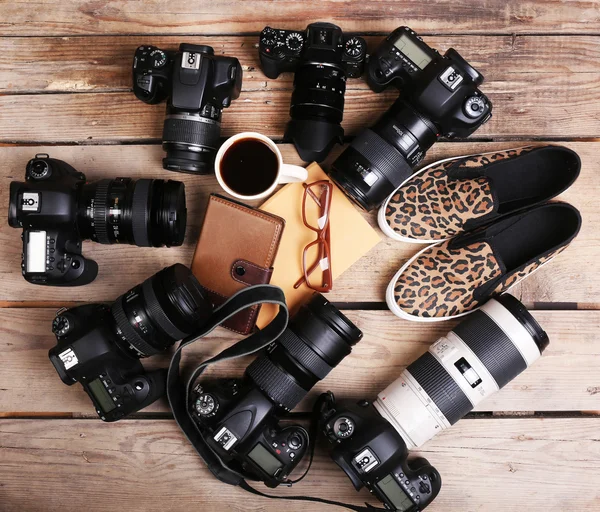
[
  {"xmin": 386, "ymin": 202, "xmax": 581, "ymax": 322},
  {"xmin": 378, "ymin": 145, "xmax": 581, "ymax": 244}
]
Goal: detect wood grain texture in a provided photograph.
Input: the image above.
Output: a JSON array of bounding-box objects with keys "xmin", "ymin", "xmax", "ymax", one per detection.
[
  {"xmin": 1, "ymin": 1, "xmax": 600, "ymax": 36},
  {"xmin": 1, "ymin": 418, "xmax": 599, "ymax": 511},
  {"xmin": 1, "ymin": 309, "xmax": 599, "ymax": 416},
  {"xmin": 1, "ymin": 142, "xmax": 597, "ymax": 305},
  {"xmin": 2, "ymin": 72, "xmax": 600, "ymax": 141},
  {"xmin": 2, "ymin": 35, "xmax": 600, "ymax": 94}
]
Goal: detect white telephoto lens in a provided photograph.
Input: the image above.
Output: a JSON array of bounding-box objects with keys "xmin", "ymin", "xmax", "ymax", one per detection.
[{"xmin": 374, "ymin": 295, "xmax": 548, "ymax": 449}]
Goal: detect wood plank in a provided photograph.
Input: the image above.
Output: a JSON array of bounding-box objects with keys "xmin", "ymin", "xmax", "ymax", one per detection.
[
  {"xmin": 1, "ymin": 141, "xmax": 597, "ymax": 305},
  {"xmin": 1, "ymin": 418, "xmax": 599, "ymax": 511},
  {"xmin": 1, "ymin": 309, "xmax": 599, "ymax": 416},
  {"xmin": 2, "ymin": 69, "xmax": 600, "ymax": 140},
  {"xmin": 2, "ymin": 35, "xmax": 600, "ymax": 94},
  {"xmin": 1, "ymin": 1, "xmax": 599, "ymax": 36}
]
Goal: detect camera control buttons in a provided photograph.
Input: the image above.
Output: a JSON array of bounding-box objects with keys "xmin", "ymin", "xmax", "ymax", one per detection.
[
  {"xmin": 345, "ymin": 37, "xmax": 365, "ymax": 58},
  {"xmin": 260, "ymin": 27, "xmax": 277, "ymax": 47},
  {"xmin": 288, "ymin": 434, "xmax": 303, "ymax": 450},
  {"xmin": 333, "ymin": 417, "xmax": 355, "ymax": 438},
  {"xmin": 464, "ymin": 96, "xmax": 487, "ymax": 118},
  {"xmin": 28, "ymin": 160, "xmax": 51, "ymax": 180},
  {"xmin": 52, "ymin": 316, "xmax": 71, "ymax": 337}
]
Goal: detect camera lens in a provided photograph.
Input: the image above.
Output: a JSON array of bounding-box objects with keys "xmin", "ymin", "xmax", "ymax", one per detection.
[
  {"xmin": 162, "ymin": 111, "xmax": 222, "ymax": 174},
  {"xmin": 110, "ymin": 263, "xmax": 212, "ymax": 356},
  {"xmin": 373, "ymin": 294, "xmax": 548, "ymax": 449},
  {"xmin": 246, "ymin": 293, "xmax": 363, "ymax": 410},
  {"xmin": 78, "ymin": 178, "xmax": 187, "ymax": 247},
  {"xmin": 328, "ymin": 100, "xmax": 438, "ymax": 212},
  {"xmin": 285, "ymin": 63, "xmax": 346, "ymax": 162}
]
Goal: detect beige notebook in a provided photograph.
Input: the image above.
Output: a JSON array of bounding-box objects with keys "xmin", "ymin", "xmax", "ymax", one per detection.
[{"xmin": 257, "ymin": 162, "xmax": 381, "ymax": 327}]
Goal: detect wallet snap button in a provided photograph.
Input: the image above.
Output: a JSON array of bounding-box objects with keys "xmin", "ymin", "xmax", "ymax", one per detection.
[{"xmin": 235, "ymin": 265, "xmax": 246, "ymax": 276}]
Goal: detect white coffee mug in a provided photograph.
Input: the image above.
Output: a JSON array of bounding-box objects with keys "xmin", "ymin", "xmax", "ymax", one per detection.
[{"xmin": 215, "ymin": 132, "xmax": 308, "ymax": 200}]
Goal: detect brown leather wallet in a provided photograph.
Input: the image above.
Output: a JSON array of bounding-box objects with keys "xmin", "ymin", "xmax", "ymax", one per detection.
[{"xmin": 191, "ymin": 194, "xmax": 285, "ymax": 334}]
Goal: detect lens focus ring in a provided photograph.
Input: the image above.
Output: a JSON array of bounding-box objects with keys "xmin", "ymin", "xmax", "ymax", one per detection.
[
  {"xmin": 163, "ymin": 117, "xmax": 221, "ymax": 150},
  {"xmin": 278, "ymin": 329, "xmax": 333, "ymax": 380},
  {"xmin": 131, "ymin": 179, "xmax": 151, "ymax": 247},
  {"xmin": 246, "ymin": 356, "xmax": 307, "ymax": 410},
  {"xmin": 92, "ymin": 179, "xmax": 111, "ymax": 244},
  {"xmin": 141, "ymin": 277, "xmax": 188, "ymax": 340},
  {"xmin": 111, "ymin": 297, "xmax": 161, "ymax": 357}
]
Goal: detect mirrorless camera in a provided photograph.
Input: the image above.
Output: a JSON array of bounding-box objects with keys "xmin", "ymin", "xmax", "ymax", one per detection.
[
  {"xmin": 49, "ymin": 264, "xmax": 212, "ymax": 421},
  {"xmin": 8, "ymin": 154, "xmax": 186, "ymax": 286},
  {"xmin": 320, "ymin": 394, "xmax": 441, "ymax": 511},
  {"xmin": 318, "ymin": 294, "xmax": 547, "ymax": 510},
  {"xmin": 259, "ymin": 23, "xmax": 367, "ymax": 163},
  {"xmin": 328, "ymin": 26, "xmax": 493, "ymax": 211},
  {"xmin": 189, "ymin": 294, "xmax": 363, "ymax": 487},
  {"xmin": 133, "ymin": 43, "xmax": 242, "ymax": 174}
]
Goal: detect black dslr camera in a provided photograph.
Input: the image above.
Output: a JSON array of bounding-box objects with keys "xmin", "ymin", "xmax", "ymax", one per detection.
[
  {"xmin": 49, "ymin": 264, "xmax": 212, "ymax": 421},
  {"xmin": 320, "ymin": 393, "xmax": 441, "ymax": 511},
  {"xmin": 189, "ymin": 294, "xmax": 363, "ymax": 487},
  {"xmin": 8, "ymin": 155, "xmax": 186, "ymax": 286},
  {"xmin": 328, "ymin": 26, "xmax": 493, "ymax": 211},
  {"xmin": 133, "ymin": 43, "xmax": 243, "ymax": 174},
  {"xmin": 259, "ymin": 23, "xmax": 367, "ymax": 162}
]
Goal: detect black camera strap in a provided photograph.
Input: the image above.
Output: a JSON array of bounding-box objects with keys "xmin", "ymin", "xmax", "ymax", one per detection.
[{"xmin": 167, "ymin": 285, "xmax": 386, "ymax": 512}]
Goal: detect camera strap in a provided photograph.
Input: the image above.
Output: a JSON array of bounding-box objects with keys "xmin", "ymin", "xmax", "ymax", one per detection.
[{"xmin": 167, "ymin": 285, "xmax": 386, "ymax": 512}]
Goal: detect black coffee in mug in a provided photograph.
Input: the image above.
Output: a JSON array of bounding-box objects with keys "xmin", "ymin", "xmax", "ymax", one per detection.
[{"xmin": 220, "ymin": 138, "xmax": 279, "ymax": 196}]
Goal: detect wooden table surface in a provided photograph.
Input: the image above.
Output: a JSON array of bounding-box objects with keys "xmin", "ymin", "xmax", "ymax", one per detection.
[{"xmin": 1, "ymin": 2, "xmax": 600, "ymax": 511}]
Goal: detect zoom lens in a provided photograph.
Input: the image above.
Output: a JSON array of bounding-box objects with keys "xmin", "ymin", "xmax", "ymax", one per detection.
[
  {"xmin": 246, "ymin": 293, "xmax": 363, "ymax": 410},
  {"xmin": 328, "ymin": 99, "xmax": 438, "ymax": 212},
  {"xmin": 110, "ymin": 263, "xmax": 212, "ymax": 357},
  {"xmin": 285, "ymin": 63, "xmax": 346, "ymax": 163},
  {"xmin": 162, "ymin": 111, "xmax": 222, "ymax": 174},
  {"xmin": 78, "ymin": 178, "xmax": 187, "ymax": 247},
  {"xmin": 373, "ymin": 294, "xmax": 548, "ymax": 449}
]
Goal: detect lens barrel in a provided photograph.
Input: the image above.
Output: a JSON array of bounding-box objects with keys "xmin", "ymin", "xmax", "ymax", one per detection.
[
  {"xmin": 286, "ymin": 63, "xmax": 347, "ymax": 163},
  {"xmin": 110, "ymin": 263, "xmax": 212, "ymax": 357},
  {"xmin": 374, "ymin": 294, "xmax": 548, "ymax": 448},
  {"xmin": 328, "ymin": 100, "xmax": 438, "ymax": 212},
  {"xmin": 162, "ymin": 112, "xmax": 222, "ymax": 174},
  {"xmin": 246, "ymin": 294, "xmax": 363, "ymax": 410},
  {"xmin": 79, "ymin": 178, "xmax": 187, "ymax": 247}
]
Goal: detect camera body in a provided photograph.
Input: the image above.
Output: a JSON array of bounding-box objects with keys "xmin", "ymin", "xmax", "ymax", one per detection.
[
  {"xmin": 366, "ymin": 27, "xmax": 492, "ymax": 138},
  {"xmin": 49, "ymin": 304, "xmax": 167, "ymax": 421},
  {"xmin": 329, "ymin": 26, "xmax": 492, "ymax": 211},
  {"xmin": 133, "ymin": 43, "xmax": 243, "ymax": 174},
  {"xmin": 190, "ymin": 379, "xmax": 309, "ymax": 487},
  {"xmin": 8, "ymin": 155, "xmax": 98, "ymax": 286},
  {"xmin": 320, "ymin": 394, "xmax": 441, "ymax": 511},
  {"xmin": 259, "ymin": 23, "xmax": 367, "ymax": 162},
  {"xmin": 8, "ymin": 154, "xmax": 187, "ymax": 286}
]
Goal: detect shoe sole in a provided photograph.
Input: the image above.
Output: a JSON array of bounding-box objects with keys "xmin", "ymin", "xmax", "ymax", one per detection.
[
  {"xmin": 385, "ymin": 239, "xmax": 557, "ymax": 323},
  {"xmin": 377, "ymin": 146, "xmax": 530, "ymax": 244}
]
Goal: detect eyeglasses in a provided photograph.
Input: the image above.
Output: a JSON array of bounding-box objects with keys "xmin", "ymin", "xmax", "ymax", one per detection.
[{"xmin": 294, "ymin": 180, "xmax": 333, "ymax": 292}]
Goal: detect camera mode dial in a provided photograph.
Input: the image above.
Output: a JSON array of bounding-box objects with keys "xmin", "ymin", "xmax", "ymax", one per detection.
[
  {"xmin": 195, "ymin": 392, "xmax": 218, "ymax": 416},
  {"xmin": 333, "ymin": 417, "xmax": 355, "ymax": 438},
  {"xmin": 150, "ymin": 49, "xmax": 167, "ymax": 68},
  {"xmin": 464, "ymin": 96, "xmax": 486, "ymax": 118},
  {"xmin": 28, "ymin": 159, "xmax": 51, "ymax": 180},
  {"xmin": 52, "ymin": 315, "xmax": 71, "ymax": 337},
  {"xmin": 345, "ymin": 37, "xmax": 365, "ymax": 58},
  {"xmin": 286, "ymin": 32, "xmax": 304, "ymax": 52},
  {"xmin": 260, "ymin": 27, "xmax": 277, "ymax": 47}
]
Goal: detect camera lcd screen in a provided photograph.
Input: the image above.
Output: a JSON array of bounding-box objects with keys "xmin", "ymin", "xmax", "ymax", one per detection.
[
  {"xmin": 394, "ymin": 34, "xmax": 433, "ymax": 69},
  {"xmin": 247, "ymin": 443, "xmax": 282, "ymax": 476},
  {"xmin": 376, "ymin": 474, "xmax": 415, "ymax": 512},
  {"xmin": 26, "ymin": 230, "xmax": 47, "ymax": 273},
  {"xmin": 88, "ymin": 378, "xmax": 116, "ymax": 413}
]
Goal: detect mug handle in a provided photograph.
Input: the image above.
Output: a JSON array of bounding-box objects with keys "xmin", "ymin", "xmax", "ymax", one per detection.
[{"xmin": 278, "ymin": 164, "xmax": 308, "ymax": 184}]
